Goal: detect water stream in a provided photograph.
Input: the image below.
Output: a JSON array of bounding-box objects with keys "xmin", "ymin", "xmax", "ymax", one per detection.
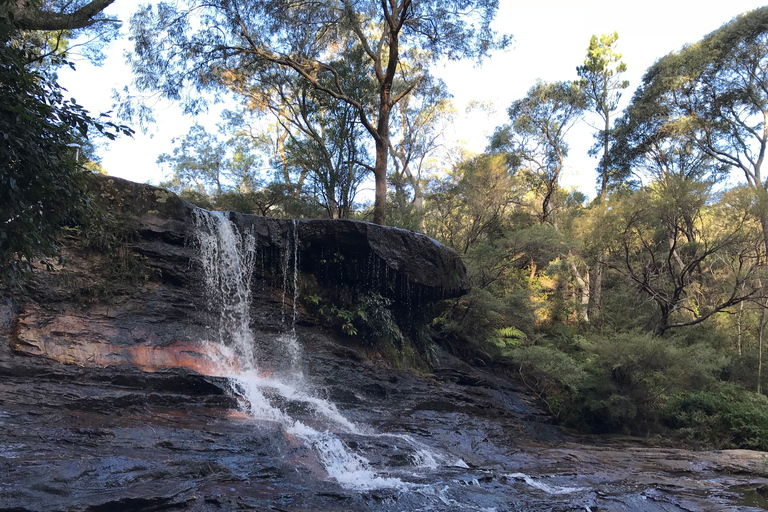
[{"xmin": 193, "ymin": 210, "xmax": 422, "ymax": 490}]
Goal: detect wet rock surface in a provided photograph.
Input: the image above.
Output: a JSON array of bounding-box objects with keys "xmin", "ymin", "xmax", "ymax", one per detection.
[
  {"xmin": 3, "ymin": 334, "xmax": 768, "ymax": 512},
  {"xmin": 2, "ymin": 176, "xmax": 768, "ymax": 511}
]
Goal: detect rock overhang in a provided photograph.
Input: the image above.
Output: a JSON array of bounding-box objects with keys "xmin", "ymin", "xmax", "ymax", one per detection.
[{"xmin": 91, "ymin": 174, "xmax": 470, "ymax": 306}]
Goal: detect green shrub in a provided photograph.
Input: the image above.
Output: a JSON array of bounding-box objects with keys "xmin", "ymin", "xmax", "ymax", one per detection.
[
  {"xmin": 504, "ymin": 344, "xmax": 586, "ymax": 418},
  {"xmin": 571, "ymin": 331, "xmax": 728, "ymax": 433},
  {"xmin": 502, "ymin": 330, "xmax": 730, "ymax": 435},
  {"xmin": 662, "ymin": 385, "xmax": 768, "ymax": 450}
]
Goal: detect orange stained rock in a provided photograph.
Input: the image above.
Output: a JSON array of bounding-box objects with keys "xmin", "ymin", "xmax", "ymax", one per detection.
[
  {"xmin": 12, "ymin": 307, "xmax": 275, "ymax": 378},
  {"xmin": 225, "ymin": 410, "xmax": 250, "ymax": 420},
  {"xmin": 11, "ymin": 308, "xmax": 244, "ymax": 375}
]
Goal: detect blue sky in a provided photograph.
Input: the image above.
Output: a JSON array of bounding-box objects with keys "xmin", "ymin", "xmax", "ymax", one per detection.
[{"xmin": 59, "ymin": 0, "xmax": 768, "ymax": 199}]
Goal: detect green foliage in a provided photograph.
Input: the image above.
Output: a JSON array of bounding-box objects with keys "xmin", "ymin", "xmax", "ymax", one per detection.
[
  {"xmin": 499, "ymin": 329, "xmax": 731, "ymax": 434},
  {"xmin": 490, "ymin": 80, "xmax": 586, "ymax": 225},
  {"xmin": 425, "ymin": 153, "xmax": 518, "ymax": 253},
  {"xmin": 576, "ymin": 332, "xmax": 727, "ymax": 427},
  {"xmin": 122, "ymin": 0, "xmax": 509, "ymax": 225},
  {"xmin": 491, "ymin": 326, "xmax": 526, "ymax": 348},
  {"xmin": 330, "ymin": 293, "xmax": 404, "ymax": 347},
  {"xmin": 602, "ymin": 181, "xmax": 760, "ymax": 335},
  {"xmin": 663, "ymin": 385, "xmax": 768, "ymax": 450},
  {"xmin": 505, "ymin": 344, "xmax": 587, "ymax": 418},
  {"xmin": 0, "ymin": 19, "xmax": 131, "ymax": 288}
]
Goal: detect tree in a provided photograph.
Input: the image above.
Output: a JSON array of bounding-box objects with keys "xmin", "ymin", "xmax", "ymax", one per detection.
[
  {"xmin": 604, "ymin": 183, "xmax": 761, "ymax": 335},
  {"xmin": 0, "ymin": 0, "xmax": 117, "ymax": 31},
  {"xmin": 0, "ymin": 14, "xmax": 131, "ymax": 286},
  {"xmin": 389, "ymin": 78, "xmax": 454, "ymax": 231},
  {"xmin": 577, "ymin": 32, "xmax": 629, "ymax": 203},
  {"xmin": 123, "ymin": 0, "xmax": 509, "ymax": 225},
  {"xmin": 158, "ymin": 124, "xmax": 231, "ymax": 196},
  {"xmin": 425, "ymin": 152, "xmax": 516, "ymax": 254},
  {"xmin": 577, "ymin": 32, "xmax": 629, "ymax": 322},
  {"xmin": 617, "ymin": 8, "xmax": 768, "ymax": 388},
  {"xmin": 490, "ymin": 80, "xmax": 586, "ymax": 226},
  {"xmin": 624, "ymin": 7, "xmax": 768, "ymax": 253},
  {"xmin": 157, "ymin": 124, "xmax": 294, "ymax": 216},
  {"xmin": 222, "ymin": 48, "xmax": 375, "ymax": 219},
  {"xmin": 489, "ymin": 80, "xmax": 590, "ymax": 320}
]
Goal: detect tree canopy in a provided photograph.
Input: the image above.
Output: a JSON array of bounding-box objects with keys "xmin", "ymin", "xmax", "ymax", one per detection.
[{"xmin": 121, "ymin": 0, "xmax": 510, "ymax": 224}]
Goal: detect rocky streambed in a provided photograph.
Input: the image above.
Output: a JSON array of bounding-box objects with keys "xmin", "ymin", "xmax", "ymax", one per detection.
[
  {"xmin": 2, "ymin": 176, "xmax": 768, "ymax": 511},
  {"xmin": 3, "ymin": 335, "xmax": 768, "ymax": 512}
]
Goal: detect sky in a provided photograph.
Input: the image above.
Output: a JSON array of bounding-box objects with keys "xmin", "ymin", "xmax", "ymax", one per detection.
[{"xmin": 58, "ymin": 0, "xmax": 768, "ymax": 199}]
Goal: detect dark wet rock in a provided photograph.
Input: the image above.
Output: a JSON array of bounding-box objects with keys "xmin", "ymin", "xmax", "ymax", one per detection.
[
  {"xmin": 1, "ymin": 176, "xmax": 768, "ymax": 511},
  {"xmin": 90, "ymin": 174, "xmax": 469, "ymax": 305}
]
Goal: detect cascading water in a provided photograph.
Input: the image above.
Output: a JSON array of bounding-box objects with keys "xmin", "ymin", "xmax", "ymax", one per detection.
[
  {"xmin": 192, "ymin": 209, "xmax": 411, "ymax": 490},
  {"xmin": 193, "ymin": 209, "xmax": 256, "ymax": 371},
  {"xmin": 278, "ymin": 218, "xmax": 302, "ymax": 372}
]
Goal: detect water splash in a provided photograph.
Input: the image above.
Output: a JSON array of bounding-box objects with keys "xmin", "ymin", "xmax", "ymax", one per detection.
[{"xmin": 506, "ymin": 473, "xmax": 586, "ymax": 495}]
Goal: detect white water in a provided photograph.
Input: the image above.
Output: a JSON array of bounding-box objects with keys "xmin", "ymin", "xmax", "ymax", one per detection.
[
  {"xmin": 506, "ymin": 473, "xmax": 585, "ymax": 495},
  {"xmin": 193, "ymin": 210, "xmax": 425, "ymax": 490},
  {"xmin": 193, "ymin": 210, "xmax": 257, "ymax": 369}
]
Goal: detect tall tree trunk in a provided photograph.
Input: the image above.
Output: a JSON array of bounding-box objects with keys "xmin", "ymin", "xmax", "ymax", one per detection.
[
  {"xmin": 370, "ymin": 4, "xmax": 401, "ymax": 226},
  {"xmin": 277, "ymin": 129, "xmax": 291, "ymax": 191},
  {"xmin": 413, "ymin": 184, "xmax": 424, "ymax": 232},
  {"xmin": 590, "ymin": 252, "xmax": 605, "ymax": 323},
  {"xmin": 402, "ymin": 159, "xmax": 424, "ymax": 231},
  {"xmin": 373, "ymin": 138, "xmax": 388, "ymax": 225},
  {"xmin": 737, "ymin": 294, "xmax": 744, "ymax": 356},
  {"xmin": 758, "ymin": 299, "xmax": 766, "ymax": 395},
  {"xmin": 528, "ymin": 260, "xmax": 537, "ymax": 287},
  {"xmin": 599, "ymin": 115, "xmax": 610, "ymax": 203},
  {"xmin": 757, "ymin": 201, "xmax": 768, "ymax": 394},
  {"xmin": 592, "ymin": 106, "xmax": 611, "ymax": 318},
  {"xmin": 569, "ymin": 257, "xmax": 590, "ymax": 323}
]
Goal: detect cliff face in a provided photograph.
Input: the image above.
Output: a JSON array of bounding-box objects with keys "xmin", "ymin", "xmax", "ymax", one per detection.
[{"xmin": 7, "ymin": 175, "xmax": 469, "ymax": 371}]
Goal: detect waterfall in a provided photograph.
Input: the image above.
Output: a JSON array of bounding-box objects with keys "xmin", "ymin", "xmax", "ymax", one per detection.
[
  {"xmin": 192, "ymin": 209, "xmax": 410, "ymax": 490},
  {"xmin": 193, "ymin": 209, "xmax": 256, "ymax": 371},
  {"xmin": 278, "ymin": 219, "xmax": 301, "ymax": 372}
]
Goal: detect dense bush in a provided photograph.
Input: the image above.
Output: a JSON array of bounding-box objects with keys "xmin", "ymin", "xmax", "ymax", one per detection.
[
  {"xmin": 500, "ymin": 330, "xmax": 731, "ymax": 435},
  {"xmin": 662, "ymin": 386, "xmax": 768, "ymax": 450}
]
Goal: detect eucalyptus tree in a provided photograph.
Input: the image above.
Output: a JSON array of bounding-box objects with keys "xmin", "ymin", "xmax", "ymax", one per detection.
[
  {"xmin": 624, "ymin": 7, "xmax": 768, "ymax": 253},
  {"xmin": 157, "ymin": 124, "xmax": 233, "ymax": 196},
  {"xmin": 577, "ymin": 32, "xmax": 629, "ymax": 203},
  {"xmin": 609, "ymin": 53, "xmax": 762, "ymax": 336},
  {"xmin": 389, "ymin": 77, "xmax": 454, "ymax": 231},
  {"xmin": 615, "ymin": 8, "xmax": 768, "ymax": 386},
  {"xmin": 279, "ymin": 90, "xmax": 371, "ymax": 219},
  {"xmin": 490, "ymin": 80, "xmax": 589, "ymax": 320},
  {"xmin": 603, "ymin": 183, "xmax": 762, "ymax": 336},
  {"xmin": 123, "ymin": 0, "xmax": 509, "ymax": 225},
  {"xmin": 490, "ymin": 80, "xmax": 586, "ymax": 227},
  {"xmin": 223, "ymin": 46, "xmax": 376, "ymax": 219},
  {"xmin": 424, "ymin": 152, "xmax": 517, "ymax": 255}
]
